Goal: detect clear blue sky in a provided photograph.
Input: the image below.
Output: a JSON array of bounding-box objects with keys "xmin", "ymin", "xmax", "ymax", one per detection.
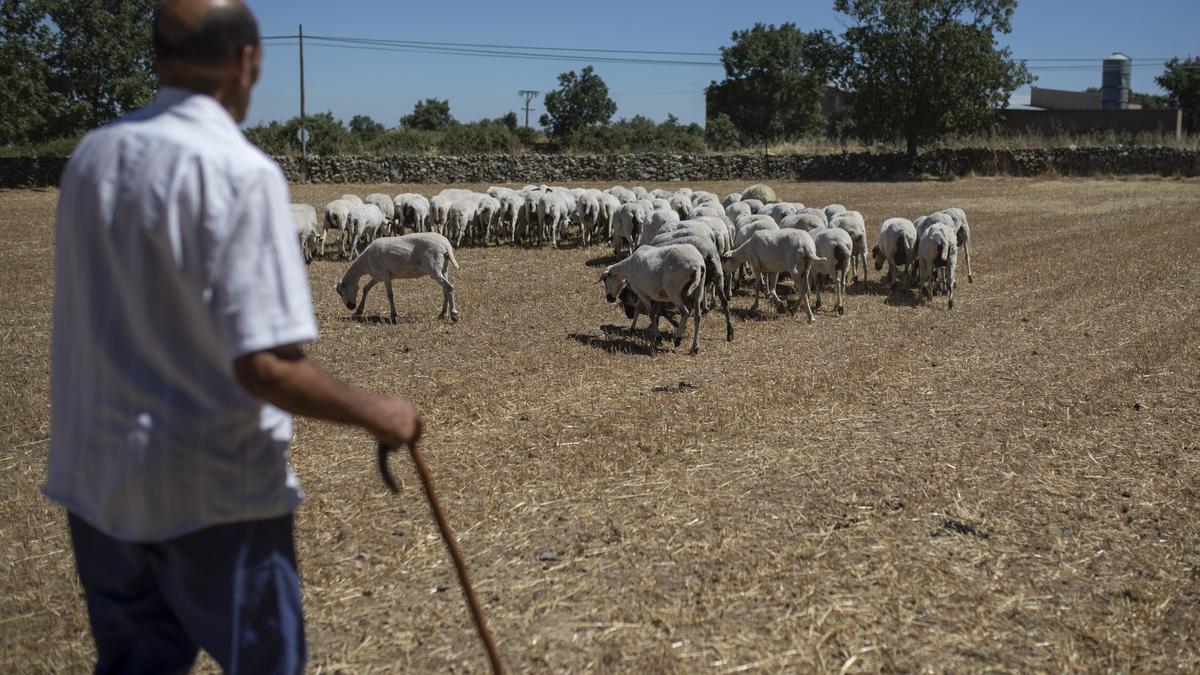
[{"xmin": 243, "ymin": 0, "xmax": 1199, "ymax": 129}]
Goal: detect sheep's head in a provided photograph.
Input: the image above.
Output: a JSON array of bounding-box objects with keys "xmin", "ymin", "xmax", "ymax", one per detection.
[
  {"xmin": 335, "ymin": 279, "xmax": 358, "ymax": 310},
  {"xmin": 600, "ymin": 268, "xmax": 624, "ymax": 304},
  {"xmin": 871, "ymin": 244, "xmax": 885, "ymax": 271}
]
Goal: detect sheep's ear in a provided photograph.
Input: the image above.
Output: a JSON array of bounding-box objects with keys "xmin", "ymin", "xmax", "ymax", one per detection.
[{"xmin": 720, "ymin": 252, "xmax": 733, "ymax": 261}]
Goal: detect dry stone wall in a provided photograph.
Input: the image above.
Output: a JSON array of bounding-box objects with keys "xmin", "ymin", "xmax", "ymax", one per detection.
[{"xmin": 3, "ymin": 147, "xmax": 1197, "ymax": 188}]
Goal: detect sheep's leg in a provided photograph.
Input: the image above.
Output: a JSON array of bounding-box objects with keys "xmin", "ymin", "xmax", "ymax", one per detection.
[
  {"xmin": 672, "ymin": 302, "xmax": 689, "ymax": 349},
  {"xmin": 964, "ymin": 242, "xmax": 973, "ymax": 283},
  {"xmin": 887, "ymin": 262, "xmax": 896, "ymax": 290},
  {"xmin": 947, "ymin": 257, "xmax": 957, "ymax": 310},
  {"xmin": 628, "ymin": 304, "xmax": 640, "ymax": 335},
  {"xmin": 750, "ymin": 271, "xmax": 763, "ymax": 312},
  {"xmin": 690, "ymin": 284, "xmax": 703, "ymax": 354},
  {"xmin": 813, "ymin": 273, "xmax": 823, "ymax": 311},
  {"xmin": 431, "ymin": 268, "xmax": 458, "ymax": 322},
  {"xmin": 384, "ymin": 279, "xmax": 399, "ymax": 324},
  {"xmin": 715, "ymin": 277, "xmax": 734, "ymax": 341},
  {"xmin": 355, "ymin": 279, "xmax": 377, "ymax": 316},
  {"xmin": 795, "ymin": 263, "xmax": 815, "ymax": 323},
  {"xmin": 836, "ymin": 267, "xmax": 846, "ymax": 316},
  {"xmin": 859, "ymin": 251, "xmax": 868, "ymax": 285},
  {"xmin": 649, "ymin": 304, "xmax": 663, "ymax": 353}
]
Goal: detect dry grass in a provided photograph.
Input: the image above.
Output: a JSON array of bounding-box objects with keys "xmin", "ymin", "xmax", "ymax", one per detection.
[{"xmin": 2, "ymin": 177, "xmax": 1199, "ymax": 673}]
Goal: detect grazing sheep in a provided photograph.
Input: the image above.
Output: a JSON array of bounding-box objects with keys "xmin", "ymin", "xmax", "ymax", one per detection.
[
  {"xmin": 290, "ymin": 203, "xmax": 321, "ymax": 264},
  {"xmin": 601, "ymin": 244, "xmax": 706, "ymax": 353},
  {"xmin": 740, "ymin": 198, "xmax": 765, "ymax": 213},
  {"xmin": 638, "ymin": 209, "xmax": 685, "ymax": 248},
  {"xmin": 612, "ymin": 201, "xmax": 650, "ymax": 256},
  {"xmin": 429, "ymin": 194, "xmax": 455, "ymax": 235},
  {"xmin": 474, "ymin": 195, "xmax": 503, "ymax": 246},
  {"xmin": 348, "ymin": 203, "xmax": 386, "ymax": 257},
  {"xmin": 668, "ymin": 193, "xmax": 692, "ymax": 220},
  {"xmin": 597, "ymin": 191, "xmax": 623, "ymax": 241},
  {"xmin": 538, "ymin": 191, "xmax": 571, "ymax": 248},
  {"xmin": 830, "ymin": 210, "xmax": 868, "ymax": 283},
  {"xmin": 340, "ymin": 193, "xmax": 364, "ymax": 206},
  {"xmin": 722, "ymin": 192, "xmax": 743, "ymax": 209},
  {"xmin": 917, "ymin": 222, "xmax": 957, "ymax": 310},
  {"xmin": 365, "ymin": 193, "xmax": 396, "ymax": 233},
  {"xmin": 741, "ymin": 183, "xmax": 777, "ymax": 203},
  {"xmin": 823, "ymin": 204, "xmax": 847, "ymax": 222},
  {"xmin": 809, "ymin": 227, "xmax": 853, "ymax": 316},
  {"xmin": 937, "ymin": 207, "xmax": 974, "ymax": 283},
  {"xmin": 323, "ymin": 199, "xmax": 354, "ymax": 257},
  {"xmin": 723, "ymin": 228, "xmax": 824, "ymax": 323},
  {"xmin": 394, "ymin": 193, "xmax": 430, "ymax": 234},
  {"xmin": 632, "ymin": 186, "xmax": 649, "ymax": 200},
  {"xmin": 576, "ymin": 189, "xmax": 603, "ymax": 247},
  {"xmin": 780, "ymin": 212, "xmax": 827, "ymax": 233},
  {"xmin": 797, "ymin": 207, "xmax": 829, "ymax": 226},
  {"xmin": 608, "ymin": 186, "xmax": 637, "ymax": 204},
  {"xmin": 760, "ymin": 202, "xmax": 800, "ymax": 225},
  {"xmin": 649, "ymin": 228, "xmax": 735, "ymax": 342},
  {"xmin": 872, "ymin": 218, "xmax": 918, "ymax": 289},
  {"xmin": 336, "ymin": 233, "xmax": 460, "ymax": 323},
  {"xmin": 726, "ymin": 201, "xmax": 753, "ymax": 223}
]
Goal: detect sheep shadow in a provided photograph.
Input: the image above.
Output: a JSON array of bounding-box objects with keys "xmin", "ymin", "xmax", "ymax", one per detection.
[
  {"xmin": 341, "ymin": 314, "xmax": 421, "ymax": 326},
  {"xmin": 730, "ymin": 306, "xmax": 788, "ymax": 321},
  {"xmin": 569, "ymin": 328, "xmax": 655, "ymax": 356},
  {"xmin": 585, "ymin": 253, "xmax": 621, "ymax": 268},
  {"xmin": 883, "ymin": 288, "xmax": 924, "ymax": 308}
]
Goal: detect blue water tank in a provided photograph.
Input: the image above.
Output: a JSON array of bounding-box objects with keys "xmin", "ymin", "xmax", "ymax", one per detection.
[{"xmin": 1101, "ymin": 53, "xmax": 1131, "ymax": 110}]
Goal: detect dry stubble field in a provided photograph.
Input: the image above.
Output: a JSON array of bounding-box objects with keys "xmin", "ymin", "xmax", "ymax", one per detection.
[{"xmin": 2, "ymin": 177, "xmax": 1199, "ymax": 673}]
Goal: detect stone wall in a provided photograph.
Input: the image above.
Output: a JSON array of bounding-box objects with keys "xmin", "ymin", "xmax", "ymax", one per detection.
[{"xmin": 3, "ymin": 147, "xmax": 1198, "ymax": 188}]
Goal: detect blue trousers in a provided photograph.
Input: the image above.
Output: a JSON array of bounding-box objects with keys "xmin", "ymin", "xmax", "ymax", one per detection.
[{"xmin": 67, "ymin": 513, "xmax": 307, "ymax": 675}]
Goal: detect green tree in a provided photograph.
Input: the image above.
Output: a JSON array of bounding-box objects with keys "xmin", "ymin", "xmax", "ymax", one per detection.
[
  {"xmin": 836, "ymin": 0, "xmax": 1033, "ymax": 160},
  {"xmin": 705, "ymin": 23, "xmax": 845, "ymax": 150},
  {"xmin": 401, "ymin": 98, "xmax": 454, "ymax": 131},
  {"xmin": 540, "ymin": 66, "xmax": 617, "ymax": 140},
  {"xmin": 1156, "ymin": 57, "xmax": 1200, "ymax": 133},
  {"xmin": 0, "ymin": 0, "xmax": 156, "ymax": 145},
  {"xmin": 348, "ymin": 114, "xmax": 385, "ymax": 139},
  {"xmin": 705, "ymin": 112, "xmax": 741, "ymax": 151}
]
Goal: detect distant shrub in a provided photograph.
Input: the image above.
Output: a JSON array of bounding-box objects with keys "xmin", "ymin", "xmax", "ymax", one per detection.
[{"xmin": 438, "ymin": 122, "xmax": 521, "ymax": 155}]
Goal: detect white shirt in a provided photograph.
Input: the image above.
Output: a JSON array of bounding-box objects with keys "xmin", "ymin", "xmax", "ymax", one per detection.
[{"xmin": 44, "ymin": 87, "xmax": 319, "ymax": 542}]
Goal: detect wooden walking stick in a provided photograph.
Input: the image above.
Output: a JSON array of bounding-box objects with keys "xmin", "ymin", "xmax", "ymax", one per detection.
[{"xmin": 378, "ymin": 442, "xmax": 505, "ymax": 674}]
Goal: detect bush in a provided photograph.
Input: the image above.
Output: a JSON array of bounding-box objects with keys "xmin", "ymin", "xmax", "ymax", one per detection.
[
  {"xmin": 368, "ymin": 129, "xmax": 440, "ymax": 155},
  {"xmin": 705, "ymin": 113, "xmax": 741, "ymax": 151},
  {"xmin": 565, "ymin": 115, "xmax": 706, "ymax": 154},
  {"xmin": 437, "ymin": 122, "xmax": 521, "ymax": 155}
]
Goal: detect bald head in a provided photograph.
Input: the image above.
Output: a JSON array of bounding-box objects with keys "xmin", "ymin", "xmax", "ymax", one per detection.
[{"xmin": 153, "ymin": 0, "xmax": 259, "ymax": 66}]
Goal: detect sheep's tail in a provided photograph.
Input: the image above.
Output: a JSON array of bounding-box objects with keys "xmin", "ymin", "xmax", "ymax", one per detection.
[
  {"xmin": 894, "ymin": 239, "xmax": 908, "ymax": 266},
  {"xmin": 935, "ymin": 242, "xmax": 947, "ymax": 267},
  {"xmin": 834, "ymin": 244, "xmax": 849, "ymax": 268},
  {"xmin": 684, "ymin": 266, "xmax": 704, "ymax": 300},
  {"xmin": 445, "ymin": 248, "xmax": 460, "ymax": 271}
]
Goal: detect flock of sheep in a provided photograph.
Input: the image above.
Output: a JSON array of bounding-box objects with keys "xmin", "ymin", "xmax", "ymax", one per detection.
[{"xmin": 288, "ymin": 183, "xmax": 974, "ymax": 353}]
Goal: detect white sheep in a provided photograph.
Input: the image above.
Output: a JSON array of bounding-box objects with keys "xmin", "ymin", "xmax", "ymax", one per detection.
[
  {"xmin": 830, "ymin": 210, "xmax": 868, "ymax": 283},
  {"xmin": 760, "ymin": 202, "xmax": 800, "ymax": 225},
  {"xmin": 797, "ymin": 207, "xmax": 829, "ymax": 226},
  {"xmin": 576, "ymin": 189, "xmax": 603, "ymax": 247},
  {"xmin": 336, "ymin": 232, "xmax": 460, "ymax": 323},
  {"xmin": 780, "ymin": 212, "xmax": 827, "ymax": 233},
  {"xmin": 937, "ymin": 207, "xmax": 974, "ymax": 283},
  {"xmin": 637, "ymin": 208, "xmax": 683, "ymax": 248},
  {"xmin": 823, "ymin": 204, "xmax": 847, "ymax": 222},
  {"xmin": 608, "ymin": 186, "xmax": 637, "ymax": 204},
  {"xmin": 740, "ymin": 198, "xmax": 765, "ymax": 213},
  {"xmin": 537, "ymin": 191, "xmax": 571, "ymax": 248},
  {"xmin": 648, "ymin": 227, "xmax": 735, "ymax": 342},
  {"xmin": 394, "ymin": 193, "xmax": 430, "ymax": 234},
  {"xmin": 917, "ymin": 222, "xmax": 957, "ymax": 310},
  {"xmin": 726, "ymin": 201, "xmax": 753, "ymax": 223},
  {"xmin": 611, "ymin": 201, "xmax": 648, "ymax": 256},
  {"xmin": 348, "ymin": 203, "xmax": 386, "ymax": 257},
  {"xmin": 722, "ymin": 192, "xmax": 743, "ymax": 209},
  {"xmin": 365, "ymin": 193, "xmax": 396, "ymax": 233},
  {"xmin": 597, "ymin": 191, "xmax": 623, "ymax": 241},
  {"xmin": 722, "ymin": 228, "xmax": 824, "ymax": 323},
  {"xmin": 601, "ymin": 244, "xmax": 706, "ymax": 353},
  {"xmin": 340, "ymin": 193, "xmax": 364, "ymax": 206},
  {"xmin": 322, "ymin": 198, "xmax": 353, "ymax": 257},
  {"xmin": 290, "ymin": 203, "xmax": 321, "ymax": 264},
  {"xmin": 872, "ymin": 218, "xmax": 918, "ymax": 289},
  {"xmin": 448, "ymin": 195, "xmax": 483, "ymax": 248},
  {"xmin": 808, "ymin": 227, "xmax": 853, "ymax": 316}
]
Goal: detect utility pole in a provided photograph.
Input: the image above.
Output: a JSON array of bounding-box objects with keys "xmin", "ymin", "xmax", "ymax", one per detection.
[
  {"xmin": 299, "ymin": 24, "xmax": 306, "ymax": 159},
  {"xmin": 518, "ymin": 90, "xmax": 539, "ymax": 128}
]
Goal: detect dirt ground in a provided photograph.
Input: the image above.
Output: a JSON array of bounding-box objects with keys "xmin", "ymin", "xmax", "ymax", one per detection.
[{"xmin": 2, "ymin": 177, "xmax": 1199, "ymax": 673}]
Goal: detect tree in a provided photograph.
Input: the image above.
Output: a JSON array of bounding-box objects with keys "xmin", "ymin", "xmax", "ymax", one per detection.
[
  {"xmin": 348, "ymin": 114, "xmax": 385, "ymax": 139},
  {"xmin": 540, "ymin": 66, "xmax": 616, "ymax": 140},
  {"xmin": 1156, "ymin": 57, "xmax": 1200, "ymax": 133},
  {"xmin": 836, "ymin": 0, "xmax": 1033, "ymax": 160},
  {"xmin": 705, "ymin": 23, "xmax": 845, "ymax": 149},
  {"xmin": 0, "ymin": 0, "xmax": 156, "ymax": 145},
  {"xmin": 401, "ymin": 98, "xmax": 454, "ymax": 131},
  {"xmin": 705, "ymin": 113, "xmax": 741, "ymax": 151}
]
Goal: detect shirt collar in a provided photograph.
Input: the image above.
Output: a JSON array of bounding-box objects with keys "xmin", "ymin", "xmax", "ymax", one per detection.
[{"xmin": 154, "ymin": 86, "xmax": 241, "ymax": 133}]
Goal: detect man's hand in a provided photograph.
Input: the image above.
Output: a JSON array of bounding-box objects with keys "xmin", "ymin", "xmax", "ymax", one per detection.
[{"xmin": 366, "ymin": 397, "xmax": 423, "ymax": 451}]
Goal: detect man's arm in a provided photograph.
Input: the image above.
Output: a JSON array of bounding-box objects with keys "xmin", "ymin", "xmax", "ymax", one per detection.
[{"xmin": 233, "ymin": 344, "xmax": 422, "ymax": 450}]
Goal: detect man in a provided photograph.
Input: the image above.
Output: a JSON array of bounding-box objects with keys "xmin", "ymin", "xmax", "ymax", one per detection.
[{"xmin": 44, "ymin": 1, "xmax": 421, "ymax": 672}]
